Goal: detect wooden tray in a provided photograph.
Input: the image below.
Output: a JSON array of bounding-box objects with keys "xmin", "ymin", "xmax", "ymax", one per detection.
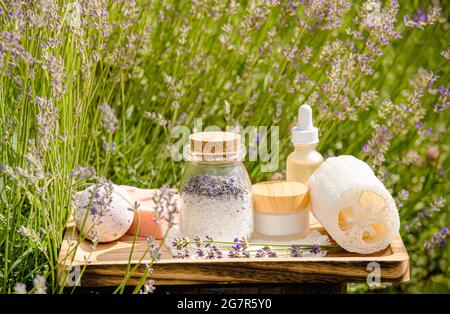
[{"xmin": 57, "ymin": 187, "xmax": 409, "ymax": 288}]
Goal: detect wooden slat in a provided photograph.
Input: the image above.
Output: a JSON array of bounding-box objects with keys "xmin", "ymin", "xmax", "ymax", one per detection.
[{"xmin": 57, "ymin": 187, "xmax": 409, "ymax": 288}]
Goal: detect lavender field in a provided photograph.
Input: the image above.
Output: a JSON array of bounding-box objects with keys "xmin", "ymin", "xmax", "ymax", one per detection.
[{"xmin": 0, "ymin": 0, "xmax": 449, "ymax": 294}]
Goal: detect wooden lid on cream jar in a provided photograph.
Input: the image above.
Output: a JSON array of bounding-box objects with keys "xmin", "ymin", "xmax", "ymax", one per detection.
[
  {"xmin": 252, "ymin": 181, "xmax": 309, "ymax": 214},
  {"xmin": 252, "ymin": 181, "xmax": 310, "ymax": 238}
]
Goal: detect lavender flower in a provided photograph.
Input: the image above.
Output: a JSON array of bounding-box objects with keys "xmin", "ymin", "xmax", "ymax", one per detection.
[
  {"xmin": 228, "ymin": 237, "xmax": 250, "ymax": 258},
  {"xmin": 152, "ymin": 188, "xmax": 179, "ymax": 228},
  {"xmin": 309, "ymin": 244, "xmax": 321, "ymax": 255},
  {"xmin": 0, "ymin": 32, "xmax": 35, "ymax": 70},
  {"xmin": 181, "ymin": 175, "xmax": 249, "ymax": 200},
  {"xmin": 193, "ymin": 235, "xmax": 203, "ymax": 247},
  {"xmin": 282, "ymin": 45, "xmax": 298, "ymax": 60},
  {"xmin": 103, "ymin": 140, "xmax": 117, "ymax": 154},
  {"xmin": 140, "ymin": 279, "xmax": 156, "ymax": 294},
  {"xmin": 99, "ymin": 103, "xmax": 118, "ymax": 134},
  {"xmin": 424, "ymin": 228, "xmax": 449, "ymax": 250},
  {"xmin": 289, "ymin": 245, "xmax": 303, "ymax": 257},
  {"xmin": 172, "ymin": 237, "xmax": 190, "ymax": 250},
  {"xmin": 172, "ymin": 235, "xmax": 331, "ymax": 259},
  {"xmin": 255, "ymin": 246, "xmax": 277, "ymax": 258},
  {"xmin": 174, "ymin": 249, "xmax": 191, "ymax": 259},
  {"xmin": 17, "ymin": 225, "xmax": 47, "ymax": 253},
  {"xmin": 0, "ymin": 116, "xmax": 15, "ymax": 146},
  {"xmin": 404, "ymin": 5, "xmax": 441, "ymax": 29},
  {"xmin": 33, "ymin": 275, "xmax": 47, "ymax": 294},
  {"xmin": 35, "ymin": 96, "xmax": 59, "ymax": 152},
  {"xmin": 84, "ymin": 181, "xmax": 113, "ymax": 218},
  {"xmin": 2, "ymin": 152, "xmax": 46, "ymax": 190},
  {"xmin": 441, "ymin": 44, "xmax": 450, "ymax": 61},
  {"xmin": 404, "ymin": 197, "xmax": 446, "ymax": 231},
  {"xmin": 395, "ymin": 189, "xmax": 409, "ymax": 208},
  {"xmin": 13, "ymin": 283, "xmax": 27, "ymax": 294},
  {"xmin": 147, "ymin": 240, "xmax": 162, "ymax": 261},
  {"xmin": 196, "ymin": 248, "xmax": 205, "ymax": 257},
  {"xmin": 41, "ymin": 52, "xmax": 66, "ymax": 99},
  {"xmin": 69, "ymin": 165, "xmax": 96, "ymax": 180},
  {"xmin": 144, "ymin": 111, "xmax": 168, "ymax": 127},
  {"xmin": 206, "ymin": 245, "xmax": 223, "ymax": 259},
  {"xmin": 362, "ymin": 125, "xmax": 392, "ymax": 166},
  {"xmin": 303, "ymin": 0, "xmax": 351, "ymax": 30},
  {"xmin": 434, "ymin": 86, "xmax": 450, "ymax": 113},
  {"xmin": 90, "ymin": 231, "xmax": 99, "ymax": 250}
]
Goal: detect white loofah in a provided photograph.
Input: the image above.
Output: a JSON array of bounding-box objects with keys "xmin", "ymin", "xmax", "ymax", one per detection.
[
  {"xmin": 308, "ymin": 155, "xmax": 400, "ymax": 254},
  {"xmin": 74, "ymin": 184, "xmax": 134, "ymax": 243}
]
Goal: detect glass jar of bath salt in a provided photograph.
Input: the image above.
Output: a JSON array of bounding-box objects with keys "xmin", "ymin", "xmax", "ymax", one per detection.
[{"xmin": 179, "ymin": 131, "xmax": 253, "ymax": 242}]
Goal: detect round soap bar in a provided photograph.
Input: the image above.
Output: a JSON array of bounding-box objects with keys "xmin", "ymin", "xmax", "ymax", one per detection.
[{"xmin": 74, "ymin": 184, "xmax": 134, "ymax": 243}]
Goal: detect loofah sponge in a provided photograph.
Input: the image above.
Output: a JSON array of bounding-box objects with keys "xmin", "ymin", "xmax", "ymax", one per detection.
[{"xmin": 308, "ymin": 155, "xmax": 400, "ymax": 254}]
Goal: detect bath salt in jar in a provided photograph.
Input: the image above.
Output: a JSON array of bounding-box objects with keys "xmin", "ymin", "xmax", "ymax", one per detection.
[{"xmin": 180, "ymin": 131, "xmax": 253, "ymax": 242}]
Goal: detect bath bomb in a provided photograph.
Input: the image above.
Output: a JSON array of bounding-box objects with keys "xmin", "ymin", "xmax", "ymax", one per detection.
[{"xmin": 74, "ymin": 184, "xmax": 134, "ymax": 243}]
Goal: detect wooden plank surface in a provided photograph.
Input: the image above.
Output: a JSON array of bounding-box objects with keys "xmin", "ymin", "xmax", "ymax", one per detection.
[{"xmin": 57, "ymin": 186, "xmax": 409, "ymax": 288}]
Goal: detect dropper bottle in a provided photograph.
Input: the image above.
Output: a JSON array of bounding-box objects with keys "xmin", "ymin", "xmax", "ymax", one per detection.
[{"xmin": 287, "ymin": 105, "xmax": 324, "ymax": 186}]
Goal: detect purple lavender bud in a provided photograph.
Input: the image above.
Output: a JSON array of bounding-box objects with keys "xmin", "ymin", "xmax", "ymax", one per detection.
[
  {"xmin": 174, "ymin": 249, "xmax": 191, "ymax": 259},
  {"xmin": 424, "ymin": 227, "xmax": 449, "ymax": 250},
  {"xmin": 103, "ymin": 141, "xmax": 117, "ymax": 154},
  {"xmin": 99, "ymin": 103, "xmax": 118, "ymax": 134},
  {"xmin": 362, "ymin": 144, "xmax": 369, "ymax": 154},
  {"xmin": 310, "ymin": 244, "xmax": 321, "ymax": 255},
  {"xmin": 289, "ymin": 245, "xmax": 303, "ymax": 257},
  {"xmin": 182, "ymin": 175, "xmax": 249, "ymax": 200}
]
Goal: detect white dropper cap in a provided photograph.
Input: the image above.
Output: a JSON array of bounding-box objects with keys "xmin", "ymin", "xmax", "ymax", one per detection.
[{"xmin": 291, "ymin": 104, "xmax": 319, "ymax": 145}]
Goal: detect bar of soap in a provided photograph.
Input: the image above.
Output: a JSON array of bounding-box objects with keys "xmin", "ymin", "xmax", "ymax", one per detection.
[
  {"xmin": 123, "ymin": 186, "xmax": 180, "ymax": 240},
  {"xmin": 121, "ymin": 186, "xmax": 162, "ymax": 239}
]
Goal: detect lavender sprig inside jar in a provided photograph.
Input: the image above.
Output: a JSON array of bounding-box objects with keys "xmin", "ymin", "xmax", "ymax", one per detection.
[{"xmin": 180, "ymin": 132, "xmax": 253, "ymax": 242}]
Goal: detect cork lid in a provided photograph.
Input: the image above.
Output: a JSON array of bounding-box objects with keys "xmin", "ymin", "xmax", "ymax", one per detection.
[
  {"xmin": 252, "ymin": 181, "xmax": 309, "ymax": 214},
  {"xmin": 186, "ymin": 131, "xmax": 243, "ymax": 162}
]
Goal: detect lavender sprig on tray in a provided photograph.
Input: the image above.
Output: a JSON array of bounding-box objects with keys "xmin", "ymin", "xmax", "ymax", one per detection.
[
  {"xmin": 171, "ymin": 236, "xmax": 334, "ymax": 259},
  {"xmin": 255, "ymin": 246, "xmax": 278, "ymax": 258}
]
